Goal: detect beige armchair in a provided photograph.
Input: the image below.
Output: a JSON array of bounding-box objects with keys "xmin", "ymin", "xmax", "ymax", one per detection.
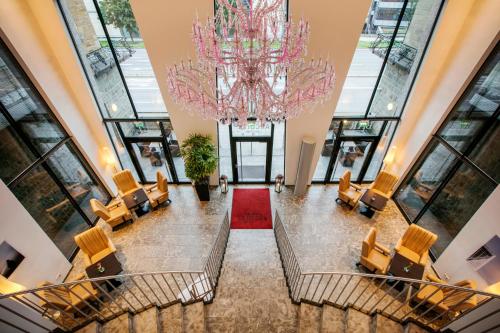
[
  {"xmin": 38, "ymin": 274, "xmax": 99, "ymax": 314},
  {"xmin": 358, "ymin": 227, "xmax": 391, "ymax": 274},
  {"xmin": 145, "ymin": 171, "xmax": 171, "ymax": 208},
  {"xmin": 415, "ymin": 274, "xmax": 477, "ymax": 315},
  {"xmin": 336, "ymin": 170, "xmax": 362, "ymax": 208},
  {"xmin": 74, "ymin": 226, "xmax": 117, "ymax": 268},
  {"xmin": 90, "ymin": 198, "xmax": 132, "ymax": 229},
  {"xmin": 369, "ymin": 170, "xmax": 399, "ymax": 199},
  {"xmin": 112, "ymin": 169, "xmax": 142, "ymax": 197},
  {"xmin": 395, "ymin": 224, "xmax": 437, "ymax": 266}
]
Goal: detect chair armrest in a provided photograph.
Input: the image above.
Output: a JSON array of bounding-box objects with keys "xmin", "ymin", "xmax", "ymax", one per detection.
[
  {"xmin": 350, "ymin": 183, "xmax": 362, "ymax": 191},
  {"xmin": 144, "ymin": 184, "xmax": 157, "ymax": 192},
  {"xmin": 419, "ymin": 251, "xmax": 429, "ymax": 266},
  {"xmin": 375, "ymin": 242, "xmax": 391, "ymax": 255},
  {"xmin": 395, "ymin": 238, "xmax": 403, "ymax": 252},
  {"xmin": 454, "ymin": 280, "xmax": 475, "ymax": 288},
  {"xmin": 83, "ymin": 254, "xmax": 92, "ymax": 268},
  {"xmin": 426, "ymin": 273, "xmax": 444, "ymax": 284},
  {"xmin": 108, "ymin": 239, "xmax": 117, "ymax": 253},
  {"xmin": 107, "ymin": 200, "xmax": 122, "ymax": 210}
]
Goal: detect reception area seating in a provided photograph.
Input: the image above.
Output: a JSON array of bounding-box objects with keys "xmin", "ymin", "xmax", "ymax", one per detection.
[
  {"xmin": 395, "ymin": 224, "xmax": 437, "ymax": 266},
  {"xmin": 368, "ymin": 170, "xmax": 399, "ymax": 200},
  {"xmin": 415, "ymin": 273, "xmax": 478, "ymax": 315},
  {"xmin": 37, "ymin": 274, "xmax": 99, "ymax": 313},
  {"xmin": 90, "ymin": 198, "xmax": 132, "ymax": 229},
  {"xmin": 336, "ymin": 170, "xmax": 362, "ymax": 208},
  {"xmin": 74, "ymin": 226, "xmax": 117, "ymax": 268},
  {"xmin": 112, "ymin": 169, "xmax": 142, "ymax": 197},
  {"xmin": 359, "ymin": 227, "xmax": 391, "ymax": 274},
  {"xmin": 145, "ymin": 171, "xmax": 171, "ymax": 208}
]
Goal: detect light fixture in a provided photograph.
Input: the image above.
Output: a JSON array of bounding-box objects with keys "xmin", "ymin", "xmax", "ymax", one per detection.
[
  {"xmin": 387, "ymin": 102, "xmax": 394, "ymax": 111},
  {"xmin": 167, "ymin": 0, "xmax": 335, "ymax": 127},
  {"xmin": 102, "ymin": 147, "xmax": 117, "ymax": 172},
  {"xmin": 111, "ymin": 103, "xmax": 118, "ymax": 112},
  {"xmin": 0, "ymin": 276, "xmax": 25, "ymax": 295},
  {"xmin": 383, "ymin": 146, "xmax": 397, "ymax": 167}
]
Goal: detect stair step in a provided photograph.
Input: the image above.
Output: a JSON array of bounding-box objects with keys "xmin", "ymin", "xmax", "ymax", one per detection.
[
  {"xmin": 133, "ymin": 307, "xmax": 160, "ymax": 333},
  {"xmin": 299, "ymin": 303, "xmax": 322, "ymax": 333},
  {"xmin": 160, "ymin": 303, "xmax": 184, "ymax": 333},
  {"xmin": 320, "ymin": 305, "xmax": 345, "ymax": 333},
  {"xmin": 345, "ymin": 308, "xmax": 370, "ymax": 333},
  {"xmin": 102, "ymin": 313, "xmax": 132, "ymax": 333},
  {"xmin": 183, "ymin": 302, "xmax": 205, "ymax": 333},
  {"xmin": 405, "ymin": 322, "xmax": 430, "ymax": 333},
  {"xmin": 76, "ymin": 321, "xmax": 101, "ymax": 333},
  {"xmin": 373, "ymin": 314, "xmax": 403, "ymax": 333}
]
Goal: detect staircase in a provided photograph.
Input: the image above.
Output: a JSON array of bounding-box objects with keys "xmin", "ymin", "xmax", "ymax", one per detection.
[{"xmin": 75, "ymin": 299, "xmax": 431, "ymax": 333}]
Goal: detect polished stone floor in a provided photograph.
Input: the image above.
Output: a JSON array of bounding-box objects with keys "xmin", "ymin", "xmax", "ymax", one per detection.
[{"xmin": 68, "ymin": 184, "xmax": 409, "ymax": 279}]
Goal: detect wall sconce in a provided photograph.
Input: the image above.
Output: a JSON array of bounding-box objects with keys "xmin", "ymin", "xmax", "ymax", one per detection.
[
  {"xmin": 383, "ymin": 146, "xmax": 397, "ymax": 169},
  {"xmin": 102, "ymin": 147, "xmax": 117, "ymax": 173},
  {"xmin": 220, "ymin": 175, "xmax": 228, "ymax": 194},
  {"xmin": 275, "ymin": 174, "xmax": 284, "ymax": 193}
]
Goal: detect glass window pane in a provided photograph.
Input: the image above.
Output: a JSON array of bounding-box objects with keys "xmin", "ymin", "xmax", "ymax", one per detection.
[
  {"xmin": 10, "ymin": 164, "xmax": 90, "ymax": 258},
  {"xmin": 363, "ymin": 120, "xmax": 397, "ymax": 181},
  {"xmin": 120, "ymin": 121, "xmax": 162, "ymax": 138},
  {"xmin": 130, "ymin": 142, "xmax": 173, "ymax": 182},
  {"xmin": 162, "ymin": 121, "xmax": 187, "ymax": 181},
  {"xmin": 438, "ymin": 49, "xmax": 499, "ymax": 153},
  {"xmin": 236, "ymin": 141, "xmax": 267, "ymax": 182},
  {"xmin": 105, "ymin": 122, "xmax": 140, "ymax": 180},
  {"xmin": 271, "ymin": 122, "xmax": 285, "ymax": 180},
  {"xmin": 58, "ymin": 0, "xmax": 136, "ymax": 118},
  {"xmin": 331, "ymin": 141, "xmax": 373, "ymax": 181},
  {"xmin": 394, "ymin": 140, "xmax": 458, "ymax": 221},
  {"xmin": 417, "ymin": 163, "xmax": 496, "ymax": 257},
  {"xmin": 218, "ymin": 123, "xmax": 233, "ymax": 181},
  {"xmin": 0, "ymin": 41, "xmax": 66, "ymax": 153},
  {"xmin": 340, "ymin": 120, "xmax": 384, "ymax": 137},
  {"xmin": 312, "ymin": 120, "xmax": 340, "ymax": 181},
  {"xmin": 46, "ymin": 142, "xmax": 111, "ymax": 221},
  {"xmin": 96, "ymin": 0, "xmax": 168, "ymax": 117},
  {"xmin": 0, "ymin": 113, "xmax": 37, "ymax": 184},
  {"xmin": 467, "ymin": 118, "xmax": 499, "ymax": 182},
  {"xmin": 369, "ymin": 0, "xmax": 442, "ymax": 117},
  {"xmin": 232, "ymin": 121, "xmax": 272, "ymax": 137}
]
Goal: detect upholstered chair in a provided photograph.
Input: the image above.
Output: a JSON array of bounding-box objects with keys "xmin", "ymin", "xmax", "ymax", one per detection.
[
  {"xmin": 358, "ymin": 227, "xmax": 391, "ymax": 274},
  {"xmin": 145, "ymin": 171, "xmax": 171, "ymax": 208},
  {"xmin": 369, "ymin": 170, "xmax": 399, "ymax": 199},
  {"xmin": 415, "ymin": 274, "xmax": 477, "ymax": 315},
  {"xmin": 112, "ymin": 169, "xmax": 142, "ymax": 197},
  {"xmin": 37, "ymin": 274, "xmax": 99, "ymax": 313},
  {"xmin": 395, "ymin": 224, "xmax": 437, "ymax": 266},
  {"xmin": 90, "ymin": 198, "xmax": 132, "ymax": 229},
  {"xmin": 74, "ymin": 226, "xmax": 117, "ymax": 267},
  {"xmin": 336, "ymin": 170, "xmax": 362, "ymax": 208}
]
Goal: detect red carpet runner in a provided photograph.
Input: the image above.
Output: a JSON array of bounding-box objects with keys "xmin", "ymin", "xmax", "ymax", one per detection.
[{"xmin": 231, "ymin": 188, "xmax": 272, "ymax": 229}]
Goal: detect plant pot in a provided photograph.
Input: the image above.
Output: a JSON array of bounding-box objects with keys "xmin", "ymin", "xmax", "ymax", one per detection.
[{"xmin": 194, "ymin": 180, "xmax": 210, "ymax": 201}]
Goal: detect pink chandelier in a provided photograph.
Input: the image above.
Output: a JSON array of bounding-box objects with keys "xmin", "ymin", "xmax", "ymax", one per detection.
[{"xmin": 167, "ymin": 0, "xmax": 335, "ymax": 126}]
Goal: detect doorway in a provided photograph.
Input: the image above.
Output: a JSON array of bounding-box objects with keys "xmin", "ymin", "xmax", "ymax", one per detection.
[{"xmin": 229, "ymin": 123, "xmax": 274, "ymax": 183}]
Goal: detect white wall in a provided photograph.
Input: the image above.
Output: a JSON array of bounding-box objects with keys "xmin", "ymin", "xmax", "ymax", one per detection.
[
  {"xmin": 388, "ymin": 0, "xmax": 500, "ymax": 179},
  {"xmin": 433, "ymin": 186, "xmax": 500, "ymax": 290},
  {"xmin": 0, "ymin": 0, "xmax": 117, "ymax": 193},
  {"xmin": 284, "ymin": 0, "xmax": 372, "ymax": 185},
  {"xmin": 128, "ymin": 0, "xmax": 219, "ymax": 185}
]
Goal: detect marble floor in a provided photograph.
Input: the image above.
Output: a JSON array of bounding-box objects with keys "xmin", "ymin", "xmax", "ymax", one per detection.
[{"xmin": 68, "ymin": 184, "xmax": 410, "ymax": 279}]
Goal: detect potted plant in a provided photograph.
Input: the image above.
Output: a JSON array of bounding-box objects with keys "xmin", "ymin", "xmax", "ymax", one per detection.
[{"xmin": 180, "ymin": 134, "xmax": 218, "ymax": 201}]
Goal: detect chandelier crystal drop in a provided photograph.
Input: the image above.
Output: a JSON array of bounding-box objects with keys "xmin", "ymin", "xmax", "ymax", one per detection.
[{"xmin": 167, "ymin": 0, "xmax": 335, "ymax": 127}]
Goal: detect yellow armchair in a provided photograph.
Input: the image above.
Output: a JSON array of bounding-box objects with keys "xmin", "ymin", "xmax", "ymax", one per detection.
[
  {"xmin": 358, "ymin": 227, "xmax": 391, "ymax": 274},
  {"xmin": 395, "ymin": 224, "xmax": 437, "ymax": 266},
  {"xmin": 37, "ymin": 274, "xmax": 99, "ymax": 313},
  {"xmin": 90, "ymin": 198, "xmax": 132, "ymax": 229},
  {"xmin": 145, "ymin": 171, "xmax": 171, "ymax": 208},
  {"xmin": 336, "ymin": 170, "xmax": 362, "ymax": 208},
  {"xmin": 112, "ymin": 169, "xmax": 142, "ymax": 197},
  {"xmin": 369, "ymin": 170, "xmax": 398, "ymax": 199},
  {"xmin": 415, "ymin": 274, "xmax": 477, "ymax": 315},
  {"xmin": 74, "ymin": 226, "xmax": 117, "ymax": 268}
]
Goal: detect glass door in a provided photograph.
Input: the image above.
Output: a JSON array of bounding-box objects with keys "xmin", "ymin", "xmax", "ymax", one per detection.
[
  {"xmin": 233, "ymin": 141, "xmax": 270, "ymax": 182},
  {"xmin": 330, "ymin": 140, "xmax": 375, "ymax": 181},
  {"xmin": 127, "ymin": 140, "xmax": 174, "ymax": 182}
]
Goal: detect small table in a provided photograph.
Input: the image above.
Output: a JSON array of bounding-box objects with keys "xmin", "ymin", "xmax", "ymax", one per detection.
[
  {"xmin": 122, "ymin": 188, "xmax": 150, "ymax": 217},
  {"xmin": 85, "ymin": 253, "xmax": 123, "ymax": 291},
  {"xmin": 359, "ymin": 190, "xmax": 388, "ymax": 218},
  {"xmin": 388, "ymin": 252, "xmax": 425, "ymax": 297}
]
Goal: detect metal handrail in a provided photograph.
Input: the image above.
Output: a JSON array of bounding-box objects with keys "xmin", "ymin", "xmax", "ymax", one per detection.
[
  {"xmin": 273, "ymin": 210, "xmax": 500, "ymax": 331},
  {"xmin": 0, "ymin": 211, "xmax": 230, "ymax": 332}
]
